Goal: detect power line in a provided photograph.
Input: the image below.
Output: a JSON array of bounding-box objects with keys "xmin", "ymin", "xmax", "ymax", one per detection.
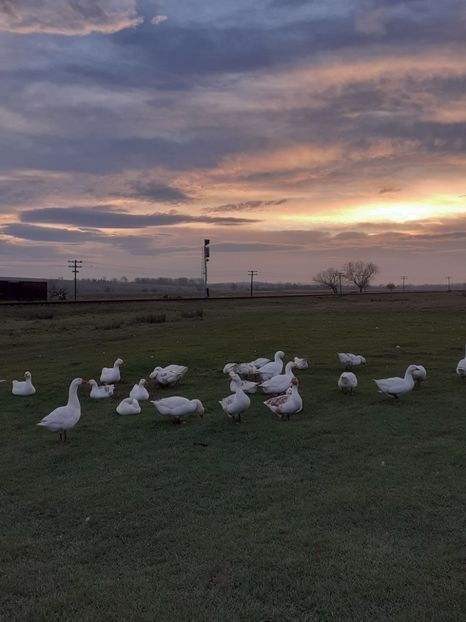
[
  {"xmin": 68, "ymin": 259, "xmax": 83, "ymax": 301},
  {"xmin": 248, "ymin": 270, "xmax": 258, "ymax": 297}
]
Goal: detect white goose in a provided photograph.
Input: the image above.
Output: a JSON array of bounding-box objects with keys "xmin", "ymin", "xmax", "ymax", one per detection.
[
  {"xmin": 456, "ymin": 346, "xmax": 466, "ymax": 378},
  {"xmin": 129, "ymin": 378, "xmax": 150, "ymax": 401},
  {"xmin": 257, "ymin": 351, "xmax": 285, "ymax": 381},
  {"xmin": 149, "ymin": 365, "xmax": 188, "ymax": 386},
  {"xmin": 337, "ymin": 353, "xmax": 366, "ymax": 368},
  {"xmin": 116, "ymin": 397, "xmax": 141, "ymax": 416},
  {"xmin": 37, "ymin": 378, "xmax": 87, "ymax": 441},
  {"xmin": 89, "ymin": 379, "xmax": 114, "ymax": 399},
  {"xmin": 338, "ymin": 372, "xmax": 358, "ymax": 394},
  {"xmin": 293, "ymin": 356, "xmax": 308, "ymax": 370},
  {"xmin": 259, "ymin": 361, "xmax": 296, "ymax": 395},
  {"xmin": 219, "ymin": 373, "xmax": 251, "ymax": 423},
  {"xmin": 412, "ymin": 365, "xmax": 427, "ymax": 387},
  {"xmin": 264, "ymin": 377, "xmax": 302, "ymax": 420},
  {"xmin": 100, "ymin": 358, "xmax": 123, "ymax": 384},
  {"xmin": 229, "ymin": 378, "xmax": 258, "ymax": 394},
  {"xmin": 12, "ymin": 371, "xmax": 36, "ymax": 396},
  {"xmin": 151, "ymin": 396, "xmax": 204, "ymax": 424},
  {"xmin": 222, "ymin": 362, "xmax": 257, "ymax": 376},
  {"xmin": 250, "ymin": 357, "xmax": 270, "ymax": 369},
  {"xmin": 373, "ymin": 365, "xmax": 420, "ymax": 399}
]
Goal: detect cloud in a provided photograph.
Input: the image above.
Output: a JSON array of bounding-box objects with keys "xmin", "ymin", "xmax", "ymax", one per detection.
[
  {"xmin": 1, "ymin": 222, "xmax": 91, "ymax": 243},
  {"xmin": 205, "ymin": 199, "xmax": 288, "ymax": 213},
  {"xmin": 125, "ymin": 181, "xmax": 191, "ymax": 203},
  {"xmin": 19, "ymin": 206, "xmax": 261, "ymax": 228},
  {"xmin": 151, "ymin": 15, "xmax": 168, "ymax": 26},
  {"xmin": 212, "ymin": 242, "xmax": 303, "ymax": 252},
  {"xmin": 0, "ymin": 0, "xmax": 143, "ymax": 36}
]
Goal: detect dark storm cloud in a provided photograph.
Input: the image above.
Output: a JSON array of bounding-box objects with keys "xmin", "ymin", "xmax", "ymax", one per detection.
[
  {"xmin": 20, "ymin": 206, "xmax": 260, "ymax": 228},
  {"xmin": 1, "ymin": 223, "xmax": 92, "ymax": 243}
]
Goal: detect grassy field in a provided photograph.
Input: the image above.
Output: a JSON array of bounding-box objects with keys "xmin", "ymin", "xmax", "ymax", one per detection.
[{"xmin": 1, "ymin": 293, "xmax": 465, "ymax": 621}]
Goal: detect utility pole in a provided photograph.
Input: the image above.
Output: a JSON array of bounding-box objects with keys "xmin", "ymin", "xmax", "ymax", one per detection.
[
  {"xmin": 248, "ymin": 270, "xmax": 258, "ymax": 297},
  {"xmin": 68, "ymin": 259, "xmax": 82, "ymax": 301},
  {"xmin": 447, "ymin": 276, "xmax": 451, "ymax": 292},
  {"xmin": 401, "ymin": 275, "xmax": 406, "ymax": 292},
  {"xmin": 202, "ymin": 239, "xmax": 210, "ymax": 297},
  {"xmin": 338, "ymin": 272, "xmax": 344, "ymax": 296}
]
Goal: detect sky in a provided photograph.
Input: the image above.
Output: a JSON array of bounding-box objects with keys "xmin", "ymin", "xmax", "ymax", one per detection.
[{"xmin": 0, "ymin": 0, "xmax": 465, "ymax": 284}]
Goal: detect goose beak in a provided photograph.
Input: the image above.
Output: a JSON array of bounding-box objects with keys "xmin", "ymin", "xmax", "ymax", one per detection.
[{"xmin": 81, "ymin": 379, "xmax": 89, "ymax": 384}]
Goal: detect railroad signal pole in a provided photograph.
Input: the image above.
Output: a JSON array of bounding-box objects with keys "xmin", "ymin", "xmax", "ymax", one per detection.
[
  {"xmin": 401, "ymin": 275, "xmax": 406, "ymax": 292},
  {"xmin": 202, "ymin": 239, "xmax": 210, "ymax": 298},
  {"xmin": 447, "ymin": 276, "xmax": 451, "ymax": 292},
  {"xmin": 248, "ymin": 270, "xmax": 258, "ymax": 297},
  {"xmin": 68, "ymin": 259, "xmax": 82, "ymax": 301}
]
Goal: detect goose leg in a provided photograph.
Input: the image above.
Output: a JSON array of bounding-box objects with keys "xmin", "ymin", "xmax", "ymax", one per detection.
[{"xmin": 63, "ymin": 430, "xmax": 67, "ymax": 442}]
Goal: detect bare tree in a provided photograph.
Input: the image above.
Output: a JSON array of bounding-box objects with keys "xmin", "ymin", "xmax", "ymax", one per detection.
[
  {"xmin": 313, "ymin": 267, "xmax": 340, "ymax": 294},
  {"xmin": 343, "ymin": 261, "xmax": 379, "ymax": 293},
  {"xmin": 386, "ymin": 282, "xmax": 396, "ymax": 292}
]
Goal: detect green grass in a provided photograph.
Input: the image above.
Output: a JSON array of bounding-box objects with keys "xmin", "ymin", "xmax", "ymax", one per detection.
[{"xmin": 1, "ymin": 294, "xmax": 466, "ymax": 621}]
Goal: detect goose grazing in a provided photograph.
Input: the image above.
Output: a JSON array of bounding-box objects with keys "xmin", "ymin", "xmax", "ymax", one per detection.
[
  {"xmin": 257, "ymin": 351, "xmax": 285, "ymax": 381},
  {"xmin": 264, "ymin": 377, "xmax": 302, "ymax": 420},
  {"xmin": 12, "ymin": 371, "xmax": 36, "ymax": 396},
  {"xmin": 337, "ymin": 353, "xmax": 366, "ymax": 369},
  {"xmin": 100, "ymin": 358, "xmax": 123, "ymax": 384},
  {"xmin": 219, "ymin": 373, "xmax": 250, "ymax": 423},
  {"xmin": 293, "ymin": 356, "xmax": 308, "ymax": 370},
  {"xmin": 373, "ymin": 365, "xmax": 420, "ymax": 399},
  {"xmin": 116, "ymin": 397, "xmax": 141, "ymax": 416},
  {"xmin": 229, "ymin": 378, "xmax": 258, "ymax": 394},
  {"xmin": 412, "ymin": 365, "xmax": 427, "ymax": 387},
  {"xmin": 259, "ymin": 361, "xmax": 296, "ymax": 395},
  {"xmin": 37, "ymin": 378, "xmax": 87, "ymax": 441},
  {"xmin": 89, "ymin": 379, "xmax": 114, "ymax": 399},
  {"xmin": 151, "ymin": 396, "xmax": 204, "ymax": 424},
  {"xmin": 222, "ymin": 362, "xmax": 257, "ymax": 376},
  {"xmin": 149, "ymin": 365, "xmax": 188, "ymax": 387},
  {"xmin": 338, "ymin": 372, "xmax": 358, "ymax": 394},
  {"xmin": 129, "ymin": 378, "xmax": 150, "ymax": 401},
  {"xmin": 456, "ymin": 346, "xmax": 466, "ymax": 378}
]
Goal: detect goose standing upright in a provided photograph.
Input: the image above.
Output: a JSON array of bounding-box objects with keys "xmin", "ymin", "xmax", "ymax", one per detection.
[
  {"xmin": 219, "ymin": 373, "xmax": 251, "ymax": 423},
  {"xmin": 259, "ymin": 361, "xmax": 297, "ymax": 395},
  {"xmin": 373, "ymin": 365, "xmax": 420, "ymax": 399},
  {"xmin": 100, "ymin": 358, "xmax": 123, "ymax": 384},
  {"xmin": 12, "ymin": 371, "xmax": 36, "ymax": 396},
  {"xmin": 456, "ymin": 346, "xmax": 466, "ymax": 378},
  {"xmin": 338, "ymin": 372, "xmax": 358, "ymax": 394},
  {"xmin": 264, "ymin": 377, "xmax": 303, "ymax": 420},
  {"xmin": 257, "ymin": 351, "xmax": 285, "ymax": 381},
  {"xmin": 37, "ymin": 378, "xmax": 87, "ymax": 441}
]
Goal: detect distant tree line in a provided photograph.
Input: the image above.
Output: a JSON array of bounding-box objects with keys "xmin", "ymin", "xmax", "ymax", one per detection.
[{"xmin": 313, "ymin": 261, "xmax": 379, "ymax": 294}]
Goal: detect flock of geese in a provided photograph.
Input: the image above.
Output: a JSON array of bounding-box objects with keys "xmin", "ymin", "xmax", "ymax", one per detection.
[{"xmin": 4, "ymin": 345, "xmax": 466, "ymax": 442}]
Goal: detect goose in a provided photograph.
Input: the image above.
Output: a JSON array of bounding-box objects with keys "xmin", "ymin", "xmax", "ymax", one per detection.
[
  {"xmin": 257, "ymin": 351, "xmax": 285, "ymax": 381},
  {"xmin": 259, "ymin": 361, "xmax": 296, "ymax": 395},
  {"xmin": 89, "ymin": 379, "xmax": 114, "ymax": 399},
  {"xmin": 293, "ymin": 356, "xmax": 309, "ymax": 370},
  {"xmin": 219, "ymin": 373, "xmax": 250, "ymax": 423},
  {"xmin": 149, "ymin": 365, "xmax": 188, "ymax": 386},
  {"xmin": 337, "ymin": 353, "xmax": 366, "ymax": 368},
  {"xmin": 37, "ymin": 378, "xmax": 87, "ymax": 441},
  {"xmin": 250, "ymin": 357, "xmax": 270, "ymax": 369},
  {"xmin": 229, "ymin": 378, "xmax": 258, "ymax": 394},
  {"xmin": 338, "ymin": 372, "xmax": 358, "ymax": 394},
  {"xmin": 129, "ymin": 378, "xmax": 150, "ymax": 401},
  {"xmin": 412, "ymin": 365, "xmax": 427, "ymax": 387},
  {"xmin": 222, "ymin": 362, "xmax": 257, "ymax": 376},
  {"xmin": 264, "ymin": 377, "xmax": 302, "ymax": 420},
  {"xmin": 12, "ymin": 371, "xmax": 36, "ymax": 396},
  {"xmin": 116, "ymin": 397, "xmax": 141, "ymax": 416},
  {"xmin": 373, "ymin": 365, "xmax": 420, "ymax": 399},
  {"xmin": 151, "ymin": 396, "xmax": 204, "ymax": 424},
  {"xmin": 100, "ymin": 358, "xmax": 123, "ymax": 384},
  {"xmin": 456, "ymin": 346, "xmax": 466, "ymax": 378}
]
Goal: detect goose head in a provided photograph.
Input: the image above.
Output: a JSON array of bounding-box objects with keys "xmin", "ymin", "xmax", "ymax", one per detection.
[
  {"xmin": 24, "ymin": 371, "xmax": 32, "ymax": 380},
  {"xmin": 88, "ymin": 379, "xmax": 98, "ymax": 387},
  {"xmin": 193, "ymin": 399, "xmax": 205, "ymax": 418},
  {"xmin": 275, "ymin": 351, "xmax": 285, "ymax": 361},
  {"xmin": 114, "ymin": 358, "xmax": 124, "ymax": 367},
  {"xmin": 149, "ymin": 367, "xmax": 162, "ymax": 379}
]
